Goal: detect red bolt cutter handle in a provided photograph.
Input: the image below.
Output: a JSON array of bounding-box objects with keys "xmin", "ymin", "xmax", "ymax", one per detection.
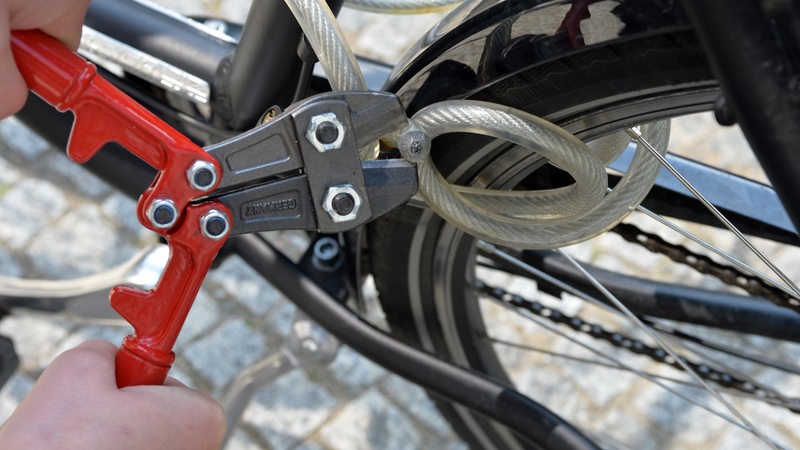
[{"xmin": 10, "ymin": 30, "xmax": 230, "ymax": 387}]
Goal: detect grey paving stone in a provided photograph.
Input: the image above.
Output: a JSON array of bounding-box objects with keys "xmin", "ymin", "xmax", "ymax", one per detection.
[
  {"xmin": 380, "ymin": 375, "xmax": 454, "ymax": 437},
  {"xmin": 337, "ymin": 8, "xmax": 446, "ymax": 63},
  {"xmin": 0, "ymin": 315, "xmax": 72, "ymax": 372},
  {"xmin": 0, "ymin": 248, "xmax": 22, "ymax": 277},
  {"xmin": 293, "ymin": 441, "xmax": 325, "ymax": 450},
  {"xmin": 430, "ymin": 439, "xmax": 470, "ymax": 450},
  {"xmin": 26, "ymin": 204, "xmax": 136, "ymax": 278},
  {"xmin": 318, "ymin": 387, "xmax": 423, "ymax": 450},
  {"xmin": 101, "ymin": 193, "xmax": 148, "ymax": 237},
  {"xmin": 50, "ymin": 326, "xmax": 131, "ymax": 364},
  {"xmin": 176, "ymin": 288, "xmax": 222, "ymax": 347},
  {"xmin": 264, "ymin": 301, "xmax": 295, "ymax": 338},
  {"xmin": 0, "ymin": 373, "xmax": 35, "ymax": 423},
  {"xmin": 183, "ymin": 318, "xmax": 267, "ymax": 389},
  {"xmin": 0, "ymin": 178, "xmax": 68, "ymax": 250},
  {"xmin": 38, "ymin": 151, "xmax": 111, "ymax": 199},
  {"xmin": 243, "ymin": 370, "xmax": 337, "ymax": 449},
  {"xmin": 0, "ymin": 118, "xmax": 49, "ymax": 160},
  {"xmin": 328, "ymin": 345, "xmax": 385, "ymax": 395},
  {"xmin": 225, "ymin": 429, "xmax": 263, "ymax": 450},
  {"xmin": 167, "ymin": 364, "xmax": 197, "ymax": 390},
  {"xmin": 0, "ymin": 155, "xmax": 20, "ymax": 187},
  {"xmin": 263, "ymin": 230, "xmax": 310, "ymax": 262},
  {"xmin": 209, "ymin": 256, "xmax": 287, "ymax": 317}
]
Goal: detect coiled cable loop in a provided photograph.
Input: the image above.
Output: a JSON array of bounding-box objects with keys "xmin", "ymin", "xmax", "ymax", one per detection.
[{"xmin": 399, "ymin": 101, "xmax": 668, "ymax": 249}]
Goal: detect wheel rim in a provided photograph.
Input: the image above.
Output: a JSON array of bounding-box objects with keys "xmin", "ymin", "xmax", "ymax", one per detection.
[{"xmin": 395, "ymin": 90, "xmax": 800, "ymax": 448}]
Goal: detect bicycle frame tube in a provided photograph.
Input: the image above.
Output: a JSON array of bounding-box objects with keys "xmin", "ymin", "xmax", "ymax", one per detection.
[
  {"xmin": 683, "ymin": 0, "xmax": 800, "ymax": 234},
  {"xmin": 85, "ymin": 0, "xmax": 235, "ymax": 82}
]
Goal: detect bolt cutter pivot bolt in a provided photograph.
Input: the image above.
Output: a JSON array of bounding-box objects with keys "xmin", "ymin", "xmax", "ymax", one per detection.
[
  {"xmin": 200, "ymin": 210, "xmax": 230, "ymax": 240},
  {"xmin": 332, "ymin": 192, "xmax": 355, "ymax": 215},
  {"xmin": 147, "ymin": 199, "xmax": 179, "ymax": 229},
  {"xmin": 323, "ymin": 185, "xmax": 361, "ymax": 222},
  {"xmin": 315, "ymin": 121, "xmax": 339, "ymax": 144},
  {"xmin": 187, "ymin": 160, "xmax": 218, "ymax": 191},
  {"xmin": 307, "ymin": 113, "xmax": 345, "ymax": 152}
]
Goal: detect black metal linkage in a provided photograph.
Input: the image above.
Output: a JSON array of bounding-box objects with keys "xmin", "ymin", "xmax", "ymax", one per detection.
[{"xmin": 232, "ymin": 234, "xmax": 599, "ymax": 450}]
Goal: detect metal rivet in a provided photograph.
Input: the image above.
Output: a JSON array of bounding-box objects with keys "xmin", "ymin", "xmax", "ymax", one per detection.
[
  {"xmin": 147, "ymin": 199, "xmax": 178, "ymax": 229},
  {"xmin": 315, "ymin": 121, "xmax": 340, "ymax": 144},
  {"xmin": 306, "ymin": 113, "xmax": 345, "ymax": 152},
  {"xmin": 186, "ymin": 161, "xmax": 218, "ymax": 192},
  {"xmin": 322, "ymin": 185, "xmax": 361, "ymax": 223},
  {"xmin": 331, "ymin": 192, "xmax": 355, "ymax": 216},
  {"xmin": 200, "ymin": 210, "xmax": 230, "ymax": 240}
]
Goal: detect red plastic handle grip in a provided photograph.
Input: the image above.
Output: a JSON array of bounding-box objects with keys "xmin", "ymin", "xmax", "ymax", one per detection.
[{"xmin": 11, "ymin": 30, "xmax": 231, "ymax": 387}]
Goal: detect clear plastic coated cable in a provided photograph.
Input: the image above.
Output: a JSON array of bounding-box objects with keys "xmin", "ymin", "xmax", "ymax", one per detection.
[
  {"xmin": 283, "ymin": 0, "xmax": 382, "ymax": 158},
  {"xmin": 283, "ymin": 0, "xmax": 366, "ymax": 93},
  {"xmin": 399, "ymin": 101, "xmax": 668, "ymax": 249},
  {"xmin": 343, "ymin": 0, "xmax": 462, "ymax": 13}
]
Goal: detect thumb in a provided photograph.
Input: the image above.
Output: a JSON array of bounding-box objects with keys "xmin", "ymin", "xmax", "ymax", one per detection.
[{"xmin": 0, "ymin": 19, "xmax": 28, "ymax": 119}]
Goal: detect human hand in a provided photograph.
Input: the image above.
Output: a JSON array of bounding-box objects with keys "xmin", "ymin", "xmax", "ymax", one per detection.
[
  {"xmin": 0, "ymin": 340, "xmax": 226, "ymax": 450},
  {"xmin": 1, "ymin": 0, "xmax": 91, "ymax": 119}
]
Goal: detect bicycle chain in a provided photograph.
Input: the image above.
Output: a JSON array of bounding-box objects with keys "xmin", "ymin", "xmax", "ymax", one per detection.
[
  {"xmin": 476, "ymin": 281, "xmax": 800, "ymax": 413},
  {"xmin": 612, "ymin": 222, "xmax": 800, "ymax": 313}
]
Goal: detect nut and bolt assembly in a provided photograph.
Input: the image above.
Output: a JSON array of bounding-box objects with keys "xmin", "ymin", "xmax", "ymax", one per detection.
[
  {"xmin": 322, "ymin": 185, "xmax": 361, "ymax": 223},
  {"xmin": 186, "ymin": 160, "xmax": 218, "ymax": 192},
  {"xmin": 147, "ymin": 199, "xmax": 179, "ymax": 229},
  {"xmin": 306, "ymin": 113, "xmax": 345, "ymax": 152},
  {"xmin": 200, "ymin": 210, "xmax": 230, "ymax": 240}
]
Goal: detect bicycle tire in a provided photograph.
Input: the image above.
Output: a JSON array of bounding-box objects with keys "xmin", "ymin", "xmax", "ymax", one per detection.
[{"xmin": 369, "ymin": 10, "xmax": 800, "ymax": 450}]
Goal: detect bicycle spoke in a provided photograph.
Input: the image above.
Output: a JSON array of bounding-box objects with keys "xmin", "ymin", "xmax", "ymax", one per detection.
[
  {"xmin": 476, "ymin": 241, "xmax": 620, "ymax": 316},
  {"xmin": 477, "ymin": 290, "xmax": 760, "ymax": 435},
  {"xmin": 636, "ymin": 205, "xmax": 795, "ymax": 300},
  {"xmin": 556, "ymin": 248, "xmax": 784, "ymax": 449},
  {"xmin": 482, "ymin": 333, "xmax": 799, "ymax": 410},
  {"xmin": 649, "ymin": 322, "xmax": 800, "ymax": 376},
  {"xmin": 478, "ymin": 241, "xmax": 800, "ymax": 380},
  {"xmin": 626, "ymin": 127, "xmax": 800, "ymax": 299},
  {"xmin": 648, "ymin": 324, "xmax": 800, "ymax": 407},
  {"xmin": 481, "ymin": 334, "xmax": 707, "ymax": 389}
]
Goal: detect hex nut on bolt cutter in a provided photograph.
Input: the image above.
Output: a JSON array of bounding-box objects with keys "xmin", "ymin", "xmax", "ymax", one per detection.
[
  {"xmin": 323, "ymin": 184, "xmax": 362, "ymax": 222},
  {"xmin": 306, "ymin": 112, "xmax": 345, "ymax": 152}
]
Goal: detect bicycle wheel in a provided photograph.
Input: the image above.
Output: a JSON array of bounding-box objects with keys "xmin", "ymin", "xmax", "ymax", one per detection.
[{"xmin": 368, "ymin": 4, "xmax": 800, "ymax": 449}]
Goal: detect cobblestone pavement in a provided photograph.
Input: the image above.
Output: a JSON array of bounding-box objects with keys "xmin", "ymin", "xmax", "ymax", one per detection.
[{"xmin": 1, "ymin": 3, "xmax": 800, "ymax": 450}]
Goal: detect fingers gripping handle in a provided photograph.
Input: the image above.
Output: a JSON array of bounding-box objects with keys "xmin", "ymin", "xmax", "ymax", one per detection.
[{"xmin": 11, "ymin": 30, "xmax": 229, "ymax": 387}]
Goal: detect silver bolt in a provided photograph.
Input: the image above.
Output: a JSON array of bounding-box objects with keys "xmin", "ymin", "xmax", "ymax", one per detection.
[
  {"xmin": 322, "ymin": 185, "xmax": 361, "ymax": 223},
  {"xmin": 306, "ymin": 113, "xmax": 345, "ymax": 152},
  {"xmin": 186, "ymin": 160, "xmax": 218, "ymax": 192},
  {"xmin": 146, "ymin": 199, "xmax": 178, "ymax": 229},
  {"xmin": 199, "ymin": 209, "xmax": 230, "ymax": 240}
]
